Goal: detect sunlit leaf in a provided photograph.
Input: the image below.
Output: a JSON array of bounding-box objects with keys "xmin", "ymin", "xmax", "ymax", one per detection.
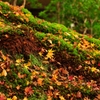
[
  {"xmin": 12, "ymin": 96, "xmax": 17, "ymax": 100},
  {"xmin": 91, "ymin": 67, "xmax": 97, "ymax": 72},
  {"xmin": 47, "ymin": 96, "xmax": 52, "ymax": 100},
  {"xmin": 45, "ymin": 49, "xmax": 55, "ymax": 60},
  {"xmin": 56, "ymin": 80, "xmax": 62, "ymax": 86},
  {"xmin": 49, "ymin": 86, "xmax": 54, "ymax": 90},
  {"xmin": 59, "ymin": 95, "xmax": 66, "ymax": 100},
  {"xmin": 24, "ymin": 62, "xmax": 31, "ymax": 69},
  {"xmin": 1, "ymin": 69, "xmax": 7, "ymax": 76},
  {"xmin": 23, "ymin": 97, "xmax": 28, "ymax": 100}
]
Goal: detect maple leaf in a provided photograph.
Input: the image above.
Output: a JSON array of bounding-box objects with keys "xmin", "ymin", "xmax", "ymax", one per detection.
[
  {"xmin": 24, "ymin": 62, "xmax": 31, "ymax": 69},
  {"xmin": 0, "ymin": 92, "xmax": 6, "ymax": 100},
  {"xmin": 12, "ymin": 96, "xmax": 17, "ymax": 100},
  {"xmin": 1, "ymin": 69, "xmax": 7, "ymax": 76},
  {"xmin": 37, "ymin": 78, "xmax": 44, "ymax": 86},
  {"xmin": 68, "ymin": 75, "xmax": 74, "ymax": 81},
  {"xmin": 45, "ymin": 49, "xmax": 55, "ymax": 60},
  {"xmin": 59, "ymin": 95, "xmax": 66, "ymax": 100},
  {"xmin": 91, "ymin": 67, "xmax": 97, "ymax": 72},
  {"xmin": 24, "ymin": 86, "xmax": 34, "ymax": 96}
]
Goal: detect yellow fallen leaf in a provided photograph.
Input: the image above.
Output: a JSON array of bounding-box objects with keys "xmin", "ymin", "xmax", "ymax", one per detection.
[
  {"xmin": 59, "ymin": 96, "xmax": 65, "ymax": 100},
  {"xmin": 24, "ymin": 62, "xmax": 31, "ymax": 69},
  {"xmin": 1, "ymin": 69, "xmax": 7, "ymax": 76},
  {"xmin": 91, "ymin": 67, "xmax": 97, "ymax": 72},
  {"xmin": 23, "ymin": 97, "xmax": 28, "ymax": 100},
  {"xmin": 45, "ymin": 49, "xmax": 55, "ymax": 60},
  {"xmin": 12, "ymin": 96, "xmax": 17, "ymax": 100}
]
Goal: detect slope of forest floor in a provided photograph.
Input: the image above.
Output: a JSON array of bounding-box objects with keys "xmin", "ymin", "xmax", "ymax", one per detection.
[{"xmin": 0, "ymin": 1, "xmax": 100, "ymax": 100}]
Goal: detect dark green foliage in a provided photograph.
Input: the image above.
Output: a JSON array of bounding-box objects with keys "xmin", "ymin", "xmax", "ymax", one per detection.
[{"xmin": 39, "ymin": 0, "xmax": 100, "ymax": 38}]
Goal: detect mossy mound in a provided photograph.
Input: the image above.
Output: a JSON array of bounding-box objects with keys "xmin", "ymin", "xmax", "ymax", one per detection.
[{"xmin": 0, "ymin": 1, "xmax": 100, "ymax": 100}]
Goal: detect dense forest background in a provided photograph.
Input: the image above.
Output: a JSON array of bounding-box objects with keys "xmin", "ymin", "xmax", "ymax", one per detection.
[{"xmin": 2, "ymin": 0, "xmax": 100, "ymax": 38}]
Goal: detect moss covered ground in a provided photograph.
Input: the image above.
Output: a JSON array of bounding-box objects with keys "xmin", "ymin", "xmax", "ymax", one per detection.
[{"xmin": 0, "ymin": 1, "xmax": 100, "ymax": 100}]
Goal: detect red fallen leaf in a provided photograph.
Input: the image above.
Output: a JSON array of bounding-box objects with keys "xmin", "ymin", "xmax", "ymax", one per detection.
[
  {"xmin": 24, "ymin": 86, "xmax": 34, "ymax": 96},
  {"xmin": 0, "ymin": 92, "xmax": 6, "ymax": 100},
  {"xmin": 68, "ymin": 75, "xmax": 74, "ymax": 81},
  {"xmin": 98, "ymin": 63, "xmax": 100, "ymax": 67},
  {"xmin": 78, "ymin": 75, "xmax": 83, "ymax": 80}
]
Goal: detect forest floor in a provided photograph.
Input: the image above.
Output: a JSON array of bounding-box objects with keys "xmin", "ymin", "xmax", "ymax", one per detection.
[{"xmin": 0, "ymin": 1, "xmax": 100, "ymax": 100}]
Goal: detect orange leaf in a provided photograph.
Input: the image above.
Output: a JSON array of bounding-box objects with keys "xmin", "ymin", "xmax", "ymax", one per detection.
[
  {"xmin": 41, "ymin": 72, "xmax": 47, "ymax": 78},
  {"xmin": 97, "ymin": 94, "xmax": 100, "ymax": 99},
  {"xmin": 37, "ymin": 78, "xmax": 44, "ymax": 86},
  {"xmin": 24, "ymin": 86, "xmax": 34, "ymax": 96},
  {"xmin": 12, "ymin": 96, "xmax": 17, "ymax": 100}
]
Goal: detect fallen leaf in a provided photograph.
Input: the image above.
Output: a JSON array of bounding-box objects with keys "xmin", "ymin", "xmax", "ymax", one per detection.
[
  {"xmin": 45, "ymin": 49, "xmax": 55, "ymax": 60},
  {"xmin": 76, "ymin": 91, "xmax": 82, "ymax": 98},
  {"xmin": 0, "ymin": 92, "xmax": 6, "ymax": 100},
  {"xmin": 91, "ymin": 67, "xmax": 97, "ymax": 72},
  {"xmin": 1, "ymin": 69, "xmax": 7, "ymax": 76},
  {"xmin": 24, "ymin": 86, "xmax": 34, "ymax": 96},
  {"xmin": 68, "ymin": 75, "xmax": 74, "ymax": 81},
  {"xmin": 12, "ymin": 96, "xmax": 17, "ymax": 100},
  {"xmin": 23, "ymin": 97, "xmax": 28, "ymax": 100},
  {"xmin": 37, "ymin": 78, "xmax": 44, "ymax": 86},
  {"xmin": 59, "ymin": 95, "xmax": 65, "ymax": 100}
]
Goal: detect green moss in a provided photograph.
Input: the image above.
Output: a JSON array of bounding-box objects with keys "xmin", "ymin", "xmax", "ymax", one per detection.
[
  {"xmin": 0, "ymin": 1, "xmax": 10, "ymax": 14},
  {"xmin": 84, "ymin": 35, "xmax": 100, "ymax": 49}
]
